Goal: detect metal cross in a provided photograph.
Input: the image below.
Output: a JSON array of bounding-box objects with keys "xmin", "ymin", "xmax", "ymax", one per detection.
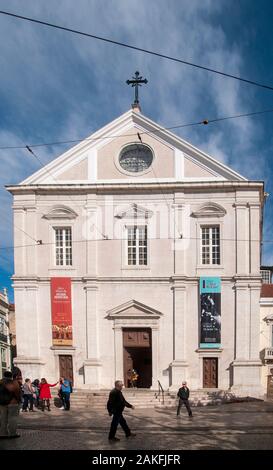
[{"xmin": 126, "ymin": 71, "xmax": 148, "ymax": 106}]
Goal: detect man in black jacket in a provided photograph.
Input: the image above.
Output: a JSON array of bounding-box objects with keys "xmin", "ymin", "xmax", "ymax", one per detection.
[
  {"xmin": 107, "ymin": 380, "xmax": 136, "ymax": 441},
  {"xmin": 177, "ymin": 381, "xmax": 193, "ymax": 417}
]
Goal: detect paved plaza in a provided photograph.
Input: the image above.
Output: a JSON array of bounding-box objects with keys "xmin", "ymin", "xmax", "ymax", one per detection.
[{"xmin": 0, "ymin": 401, "xmax": 273, "ymax": 450}]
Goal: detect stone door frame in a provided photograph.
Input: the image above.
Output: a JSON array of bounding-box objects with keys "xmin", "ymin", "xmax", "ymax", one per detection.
[{"xmin": 106, "ymin": 300, "xmax": 162, "ymax": 390}]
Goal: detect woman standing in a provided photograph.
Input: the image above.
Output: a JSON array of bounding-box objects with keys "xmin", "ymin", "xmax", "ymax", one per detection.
[
  {"xmin": 39, "ymin": 378, "xmax": 58, "ymax": 412},
  {"xmin": 22, "ymin": 379, "xmax": 36, "ymax": 412},
  {"xmin": 32, "ymin": 379, "xmax": 40, "ymax": 408}
]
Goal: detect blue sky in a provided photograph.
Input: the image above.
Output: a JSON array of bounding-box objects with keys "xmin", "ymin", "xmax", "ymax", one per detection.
[{"xmin": 1, "ymin": 0, "xmax": 273, "ymax": 301}]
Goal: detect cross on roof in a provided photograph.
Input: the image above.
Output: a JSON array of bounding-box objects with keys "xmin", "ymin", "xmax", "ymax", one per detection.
[{"xmin": 126, "ymin": 71, "xmax": 148, "ymax": 109}]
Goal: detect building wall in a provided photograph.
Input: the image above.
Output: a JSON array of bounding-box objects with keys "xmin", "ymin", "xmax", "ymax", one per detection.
[
  {"xmin": 0, "ymin": 291, "xmax": 11, "ymax": 378},
  {"xmin": 260, "ymin": 298, "xmax": 273, "ymax": 395},
  {"xmin": 11, "ymin": 183, "xmax": 263, "ymax": 396}
]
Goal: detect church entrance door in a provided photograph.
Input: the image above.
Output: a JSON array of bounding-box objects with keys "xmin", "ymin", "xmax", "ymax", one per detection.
[
  {"xmin": 59, "ymin": 355, "xmax": 73, "ymax": 384},
  {"xmin": 123, "ymin": 328, "xmax": 152, "ymax": 388},
  {"xmin": 203, "ymin": 358, "xmax": 218, "ymax": 388}
]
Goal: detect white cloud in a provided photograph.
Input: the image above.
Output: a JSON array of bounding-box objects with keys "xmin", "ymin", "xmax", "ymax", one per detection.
[{"xmin": 0, "ymin": 0, "xmax": 271, "ymax": 277}]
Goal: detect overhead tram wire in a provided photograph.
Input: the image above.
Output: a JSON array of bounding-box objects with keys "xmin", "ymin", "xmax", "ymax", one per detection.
[
  {"xmin": 0, "ymin": 236, "xmax": 271, "ymax": 252},
  {"xmin": 0, "ymin": 10, "xmax": 273, "ymax": 92},
  {"xmin": 1, "ymin": 107, "xmax": 273, "ymax": 150},
  {"xmin": 25, "ymin": 146, "xmax": 108, "ymax": 241}
]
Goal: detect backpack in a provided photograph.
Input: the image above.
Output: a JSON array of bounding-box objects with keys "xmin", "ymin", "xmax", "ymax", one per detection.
[
  {"xmin": 0, "ymin": 379, "xmax": 13, "ymax": 406},
  {"xmin": 69, "ymin": 381, "xmax": 73, "ymax": 394}
]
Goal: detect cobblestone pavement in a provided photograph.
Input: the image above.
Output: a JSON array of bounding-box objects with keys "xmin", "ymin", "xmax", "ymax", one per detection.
[{"xmin": 0, "ymin": 401, "xmax": 273, "ymax": 450}]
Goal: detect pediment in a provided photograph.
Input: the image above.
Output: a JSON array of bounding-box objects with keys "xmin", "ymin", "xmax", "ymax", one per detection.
[
  {"xmin": 115, "ymin": 203, "xmax": 153, "ymax": 219},
  {"xmin": 191, "ymin": 202, "xmax": 226, "ymax": 218},
  {"xmin": 106, "ymin": 300, "xmax": 162, "ymax": 319},
  {"xmin": 42, "ymin": 205, "xmax": 78, "ymax": 220},
  {"xmin": 20, "ymin": 108, "xmax": 247, "ymax": 185}
]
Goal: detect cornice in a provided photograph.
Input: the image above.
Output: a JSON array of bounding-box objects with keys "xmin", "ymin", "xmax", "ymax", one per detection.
[{"xmin": 7, "ymin": 180, "xmax": 264, "ymax": 192}]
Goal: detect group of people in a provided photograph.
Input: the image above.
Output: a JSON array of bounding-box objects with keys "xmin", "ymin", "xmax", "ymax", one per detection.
[
  {"xmin": 21, "ymin": 377, "xmax": 72, "ymax": 412},
  {"xmin": 0, "ymin": 371, "xmax": 72, "ymax": 438},
  {"xmin": 1, "ymin": 368, "xmax": 192, "ymax": 441},
  {"xmin": 106, "ymin": 380, "xmax": 192, "ymax": 442}
]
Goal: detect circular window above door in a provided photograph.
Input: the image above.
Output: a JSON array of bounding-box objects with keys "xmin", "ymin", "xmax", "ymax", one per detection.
[{"xmin": 118, "ymin": 143, "xmax": 153, "ymax": 173}]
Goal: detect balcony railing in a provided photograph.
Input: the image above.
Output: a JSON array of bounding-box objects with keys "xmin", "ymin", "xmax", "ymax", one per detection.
[{"xmin": 264, "ymin": 347, "xmax": 273, "ymax": 361}]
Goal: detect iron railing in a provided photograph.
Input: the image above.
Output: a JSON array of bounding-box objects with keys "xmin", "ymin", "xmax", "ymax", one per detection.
[{"xmin": 156, "ymin": 380, "xmax": 165, "ymax": 405}]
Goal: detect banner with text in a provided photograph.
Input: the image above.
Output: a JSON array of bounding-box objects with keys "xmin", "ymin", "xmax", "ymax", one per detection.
[
  {"xmin": 51, "ymin": 277, "xmax": 72, "ymax": 346},
  {"xmin": 200, "ymin": 277, "xmax": 221, "ymax": 348}
]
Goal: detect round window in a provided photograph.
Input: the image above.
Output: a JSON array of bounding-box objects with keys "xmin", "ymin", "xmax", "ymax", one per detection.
[{"xmin": 119, "ymin": 144, "xmax": 153, "ymax": 173}]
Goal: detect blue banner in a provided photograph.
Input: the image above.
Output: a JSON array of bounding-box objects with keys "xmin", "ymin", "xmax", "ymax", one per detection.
[
  {"xmin": 200, "ymin": 277, "xmax": 221, "ymax": 349},
  {"xmin": 200, "ymin": 277, "xmax": 221, "ymax": 294}
]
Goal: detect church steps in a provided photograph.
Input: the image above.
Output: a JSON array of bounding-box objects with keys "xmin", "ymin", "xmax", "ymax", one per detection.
[{"xmin": 51, "ymin": 388, "xmax": 253, "ymax": 409}]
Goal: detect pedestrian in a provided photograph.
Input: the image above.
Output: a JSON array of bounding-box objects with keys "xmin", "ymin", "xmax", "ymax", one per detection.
[
  {"xmin": 107, "ymin": 380, "xmax": 136, "ymax": 442},
  {"xmin": 59, "ymin": 377, "xmax": 72, "ymax": 410},
  {"xmin": 32, "ymin": 379, "xmax": 40, "ymax": 408},
  {"xmin": 39, "ymin": 378, "xmax": 58, "ymax": 412},
  {"xmin": 22, "ymin": 378, "xmax": 36, "ymax": 412},
  {"xmin": 0, "ymin": 371, "xmax": 21, "ymax": 438},
  {"xmin": 176, "ymin": 381, "xmax": 193, "ymax": 418},
  {"xmin": 130, "ymin": 369, "xmax": 139, "ymax": 388}
]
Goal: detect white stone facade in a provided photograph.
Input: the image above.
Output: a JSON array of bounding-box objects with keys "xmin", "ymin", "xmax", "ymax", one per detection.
[
  {"xmin": 0, "ymin": 290, "xmax": 11, "ymax": 378},
  {"xmin": 7, "ymin": 109, "xmax": 264, "ymax": 396}
]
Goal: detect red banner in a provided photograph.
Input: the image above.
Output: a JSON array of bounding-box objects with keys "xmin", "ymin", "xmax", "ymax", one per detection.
[{"xmin": 51, "ymin": 278, "xmax": 73, "ymax": 346}]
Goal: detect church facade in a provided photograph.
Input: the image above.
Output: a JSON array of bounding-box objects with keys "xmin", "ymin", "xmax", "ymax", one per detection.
[{"xmin": 7, "ymin": 108, "xmax": 264, "ymax": 396}]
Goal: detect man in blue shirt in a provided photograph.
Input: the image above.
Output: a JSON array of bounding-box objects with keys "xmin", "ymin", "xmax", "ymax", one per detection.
[{"xmin": 59, "ymin": 377, "xmax": 72, "ymax": 411}]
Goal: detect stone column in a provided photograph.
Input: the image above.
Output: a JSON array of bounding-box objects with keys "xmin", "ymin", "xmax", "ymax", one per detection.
[
  {"xmin": 114, "ymin": 325, "xmax": 123, "ymax": 381},
  {"xmin": 170, "ymin": 282, "xmax": 188, "ymax": 389},
  {"xmin": 25, "ymin": 206, "xmax": 37, "ymax": 275},
  {"xmin": 234, "ymin": 202, "xmax": 249, "ymax": 275},
  {"xmin": 234, "ymin": 282, "xmax": 249, "ymax": 360},
  {"xmin": 249, "ymin": 284, "xmax": 262, "ymax": 361},
  {"xmin": 85, "ymin": 202, "xmax": 97, "ymax": 275},
  {"xmin": 83, "ymin": 284, "xmax": 102, "ymax": 388},
  {"xmin": 13, "ymin": 207, "xmax": 26, "ymax": 277},
  {"xmin": 249, "ymin": 203, "xmax": 261, "ymax": 275},
  {"xmin": 232, "ymin": 280, "xmax": 262, "ymax": 396},
  {"xmin": 13, "ymin": 281, "xmax": 44, "ymax": 379},
  {"xmin": 232, "ymin": 198, "xmax": 262, "ymax": 397},
  {"xmin": 151, "ymin": 326, "xmax": 159, "ymax": 389}
]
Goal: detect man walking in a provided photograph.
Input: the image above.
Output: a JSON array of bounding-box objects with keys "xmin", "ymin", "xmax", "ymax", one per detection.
[
  {"xmin": 0, "ymin": 371, "xmax": 21, "ymax": 438},
  {"xmin": 177, "ymin": 381, "xmax": 193, "ymax": 418},
  {"xmin": 107, "ymin": 380, "xmax": 136, "ymax": 442}
]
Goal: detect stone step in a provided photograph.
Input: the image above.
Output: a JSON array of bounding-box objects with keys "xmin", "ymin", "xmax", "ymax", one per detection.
[{"xmin": 50, "ymin": 388, "xmax": 249, "ymax": 409}]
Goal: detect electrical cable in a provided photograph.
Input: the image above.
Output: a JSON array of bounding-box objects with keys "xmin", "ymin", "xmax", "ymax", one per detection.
[
  {"xmin": 1, "ymin": 108, "xmax": 273, "ymax": 150},
  {"xmin": 0, "ymin": 10, "xmax": 273, "ymax": 92}
]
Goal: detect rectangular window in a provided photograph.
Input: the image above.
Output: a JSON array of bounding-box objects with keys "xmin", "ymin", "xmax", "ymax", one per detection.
[
  {"xmin": 0, "ymin": 317, "xmax": 5, "ymax": 335},
  {"xmin": 261, "ymin": 270, "xmax": 271, "ymax": 284},
  {"xmin": 127, "ymin": 226, "xmax": 147, "ymax": 266},
  {"xmin": 201, "ymin": 226, "xmax": 220, "ymax": 265},
  {"xmin": 1, "ymin": 348, "xmax": 6, "ymax": 364},
  {"xmin": 54, "ymin": 227, "xmax": 72, "ymax": 266}
]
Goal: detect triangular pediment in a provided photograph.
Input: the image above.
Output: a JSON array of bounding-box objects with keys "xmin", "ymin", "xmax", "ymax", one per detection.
[
  {"xmin": 115, "ymin": 203, "xmax": 153, "ymax": 219},
  {"xmin": 106, "ymin": 299, "xmax": 162, "ymax": 319},
  {"xmin": 191, "ymin": 202, "xmax": 226, "ymax": 218},
  {"xmin": 20, "ymin": 109, "xmax": 247, "ymax": 185}
]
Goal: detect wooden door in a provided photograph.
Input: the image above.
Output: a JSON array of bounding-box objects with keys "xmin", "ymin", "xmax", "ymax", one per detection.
[
  {"xmin": 123, "ymin": 328, "xmax": 152, "ymax": 388},
  {"xmin": 59, "ymin": 355, "xmax": 73, "ymax": 384},
  {"xmin": 203, "ymin": 358, "xmax": 218, "ymax": 388}
]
